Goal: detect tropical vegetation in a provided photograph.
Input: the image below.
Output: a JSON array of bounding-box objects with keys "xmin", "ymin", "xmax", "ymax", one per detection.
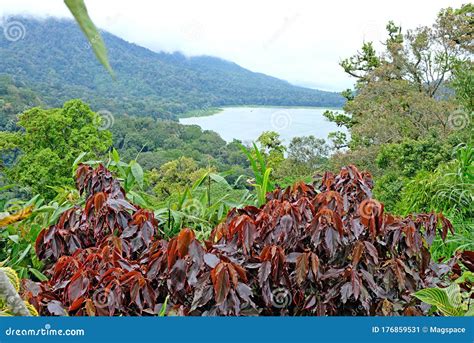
[{"xmin": 0, "ymin": 2, "xmax": 472, "ymax": 316}]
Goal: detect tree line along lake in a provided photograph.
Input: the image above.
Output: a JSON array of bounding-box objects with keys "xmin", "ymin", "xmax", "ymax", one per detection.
[{"xmin": 178, "ymin": 107, "xmax": 344, "ymax": 145}]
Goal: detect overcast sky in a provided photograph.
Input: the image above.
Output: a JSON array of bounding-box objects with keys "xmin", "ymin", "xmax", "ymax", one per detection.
[{"xmin": 0, "ymin": 0, "xmax": 466, "ymax": 91}]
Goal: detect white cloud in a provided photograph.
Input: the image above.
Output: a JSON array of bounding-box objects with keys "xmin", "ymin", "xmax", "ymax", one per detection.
[{"xmin": 0, "ymin": 0, "xmax": 465, "ymax": 91}]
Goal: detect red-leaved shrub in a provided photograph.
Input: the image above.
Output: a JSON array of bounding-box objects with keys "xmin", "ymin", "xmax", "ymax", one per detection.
[{"xmin": 26, "ymin": 164, "xmax": 457, "ymax": 316}]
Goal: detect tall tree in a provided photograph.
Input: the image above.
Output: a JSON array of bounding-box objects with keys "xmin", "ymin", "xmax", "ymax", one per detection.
[
  {"xmin": 327, "ymin": 4, "xmax": 473, "ymax": 171},
  {"xmin": 0, "ymin": 100, "xmax": 112, "ymax": 199}
]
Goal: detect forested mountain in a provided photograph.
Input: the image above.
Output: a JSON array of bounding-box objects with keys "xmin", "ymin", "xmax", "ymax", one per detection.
[
  {"xmin": 0, "ymin": 75, "xmax": 43, "ymax": 130},
  {"xmin": 0, "ymin": 17, "xmax": 344, "ymax": 119}
]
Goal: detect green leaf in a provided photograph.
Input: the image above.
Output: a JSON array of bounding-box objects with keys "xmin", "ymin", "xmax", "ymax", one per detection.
[
  {"xmin": 111, "ymin": 148, "xmax": 120, "ymax": 164},
  {"xmin": 12, "ymin": 244, "xmax": 32, "ymax": 266},
  {"xmin": 158, "ymin": 295, "xmax": 169, "ymax": 316},
  {"xmin": 253, "ymin": 142, "xmax": 266, "ymax": 174},
  {"xmin": 445, "ymin": 283, "xmax": 462, "ymax": 307},
  {"xmin": 414, "ymin": 287, "xmax": 464, "ymax": 316},
  {"xmin": 8, "ymin": 235, "xmax": 19, "ymax": 244},
  {"xmin": 239, "ymin": 144, "xmax": 261, "ymax": 183},
  {"xmin": 0, "ymin": 185, "xmax": 14, "ymax": 192},
  {"xmin": 127, "ymin": 191, "xmax": 148, "ymax": 208},
  {"xmin": 64, "ymin": 0, "xmax": 113, "ymax": 75},
  {"xmin": 209, "ymin": 173, "xmax": 230, "ymax": 188},
  {"xmin": 465, "ymin": 305, "xmax": 474, "ymax": 317},
  {"xmin": 72, "ymin": 152, "xmax": 87, "ymax": 174},
  {"xmin": 191, "ymin": 171, "xmax": 210, "ymax": 190},
  {"xmin": 455, "ymin": 271, "xmax": 474, "ymax": 284},
  {"xmin": 257, "ymin": 167, "xmax": 272, "ymax": 206},
  {"xmin": 28, "ymin": 224, "xmax": 43, "ymax": 241},
  {"xmin": 29, "ymin": 268, "xmax": 48, "ymax": 282},
  {"xmin": 130, "ymin": 160, "xmax": 144, "ymax": 188}
]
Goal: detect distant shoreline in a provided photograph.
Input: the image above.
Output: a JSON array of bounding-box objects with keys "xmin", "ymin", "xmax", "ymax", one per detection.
[
  {"xmin": 178, "ymin": 107, "xmax": 223, "ymax": 118},
  {"xmin": 179, "ymin": 105, "xmax": 344, "ymax": 118}
]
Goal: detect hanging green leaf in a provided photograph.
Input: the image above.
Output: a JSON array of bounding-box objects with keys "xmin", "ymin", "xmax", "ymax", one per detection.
[{"xmin": 64, "ymin": 0, "xmax": 113, "ymax": 75}]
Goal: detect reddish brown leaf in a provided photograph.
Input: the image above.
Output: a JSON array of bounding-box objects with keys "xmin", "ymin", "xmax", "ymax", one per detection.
[
  {"xmin": 211, "ymin": 262, "xmax": 231, "ymax": 305},
  {"xmin": 296, "ymin": 253, "xmax": 309, "ymax": 285},
  {"xmin": 352, "ymin": 241, "xmax": 364, "ymax": 267},
  {"xmin": 167, "ymin": 238, "xmax": 178, "ymax": 269},
  {"xmin": 351, "ymin": 270, "xmax": 361, "ymax": 300},
  {"xmin": 310, "ymin": 253, "xmax": 319, "ymax": 279},
  {"xmin": 363, "ymin": 241, "xmax": 378, "ymax": 264},
  {"xmin": 177, "ymin": 228, "xmax": 195, "ymax": 258},
  {"xmin": 69, "ymin": 296, "xmax": 85, "ymax": 312},
  {"xmin": 227, "ymin": 263, "xmax": 239, "ymax": 288},
  {"xmin": 232, "ymin": 263, "xmax": 248, "ymax": 283},
  {"xmin": 84, "ymin": 299, "xmax": 96, "ymax": 316},
  {"xmin": 94, "ymin": 192, "xmax": 107, "ymax": 214}
]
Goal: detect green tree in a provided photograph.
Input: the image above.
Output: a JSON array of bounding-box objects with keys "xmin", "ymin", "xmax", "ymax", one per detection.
[
  {"xmin": 148, "ymin": 157, "xmax": 209, "ymax": 201},
  {"xmin": 451, "ymin": 59, "xmax": 474, "ymax": 113},
  {"xmin": 0, "ymin": 100, "xmax": 112, "ymax": 199},
  {"xmin": 274, "ymin": 136, "xmax": 330, "ymax": 186},
  {"xmin": 256, "ymin": 131, "xmax": 285, "ymax": 170},
  {"xmin": 287, "ymin": 136, "xmax": 329, "ymax": 170},
  {"xmin": 327, "ymin": 4, "xmax": 472, "ymax": 172}
]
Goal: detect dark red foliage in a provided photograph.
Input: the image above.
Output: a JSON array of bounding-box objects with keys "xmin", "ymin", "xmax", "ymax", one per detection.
[
  {"xmin": 27, "ymin": 164, "xmax": 459, "ymax": 316},
  {"xmin": 36, "ymin": 164, "xmax": 158, "ymax": 262}
]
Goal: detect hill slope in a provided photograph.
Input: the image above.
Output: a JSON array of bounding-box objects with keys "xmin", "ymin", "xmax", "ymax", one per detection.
[{"xmin": 0, "ymin": 17, "xmax": 344, "ymax": 119}]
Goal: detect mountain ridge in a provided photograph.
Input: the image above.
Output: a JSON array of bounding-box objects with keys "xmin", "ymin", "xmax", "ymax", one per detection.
[{"xmin": 0, "ymin": 16, "xmax": 345, "ymax": 119}]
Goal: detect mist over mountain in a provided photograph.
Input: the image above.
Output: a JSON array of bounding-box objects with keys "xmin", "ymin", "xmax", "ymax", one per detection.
[{"xmin": 0, "ymin": 17, "xmax": 344, "ymax": 119}]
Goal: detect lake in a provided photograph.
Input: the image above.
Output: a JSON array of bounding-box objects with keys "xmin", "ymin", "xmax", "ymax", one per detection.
[{"xmin": 179, "ymin": 107, "xmax": 343, "ymax": 145}]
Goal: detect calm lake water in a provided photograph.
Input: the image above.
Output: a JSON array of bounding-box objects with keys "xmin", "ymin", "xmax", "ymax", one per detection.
[{"xmin": 179, "ymin": 107, "xmax": 343, "ymax": 145}]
